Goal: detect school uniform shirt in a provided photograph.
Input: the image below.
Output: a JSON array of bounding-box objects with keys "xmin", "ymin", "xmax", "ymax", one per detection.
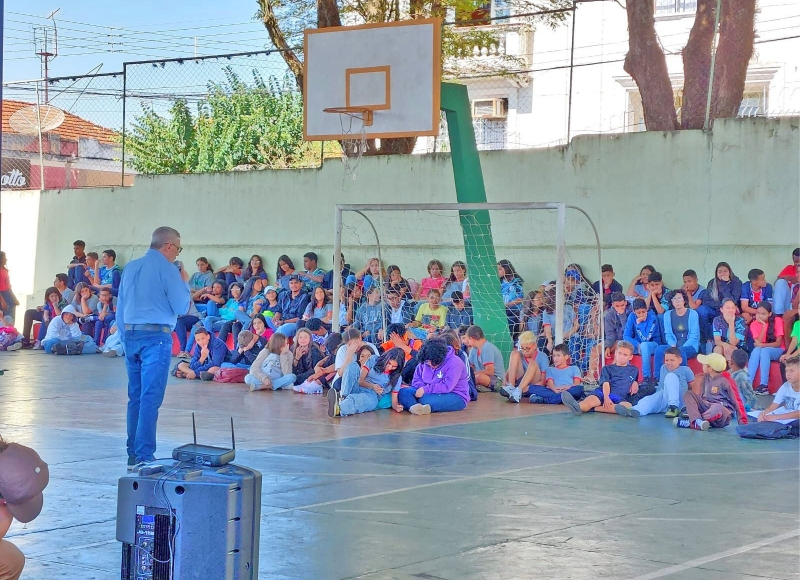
[
  {"xmin": 658, "ymin": 365, "xmax": 694, "ymax": 391},
  {"xmin": 467, "ymin": 341, "xmax": 506, "ymax": 381},
  {"xmin": 765, "ymin": 382, "xmax": 800, "ymax": 424},
  {"xmin": 189, "ymin": 271, "xmax": 215, "ymax": 292},
  {"xmin": 545, "ymin": 365, "xmax": 581, "ymax": 388},
  {"xmin": 543, "ymin": 308, "xmax": 576, "ymax": 336},
  {"xmin": 302, "ymin": 268, "xmax": 326, "ymax": 291},
  {"xmin": 333, "ymin": 343, "xmax": 379, "ymax": 371},
  {"xmin": 362, "ymin": 355, "xmax": 402, "ymax": 396},
  {"xmin": 354, "ymin": 302, "xmax": 384, "ymax": 335},
  {"xmin": 599, "ymin": 364, "xmax": 638, "ymax": 397},
  {"xmin": 623, "ymin": 310, "xmax": 662, "ymax": 347},
  {"xmin": 712, "ymin": 315, "xmax": 746, "ymax": 344},
  {"xmin": 525, "ymin": 312, "xmax": 543, "ymax": 337},
  {"xmin": 415, "ymin": 303, "xmax": 448, "ymax": 328},
  {"xmin": 73, "ymin": 294, "xmax": 99, "ymax": 316},
  {"xmin": 446, "ymin": 304, "xmax": 473, "ymax": 329},
  {"xmin": 520, "ymin": 349, "xmax": 550, "ymax": 374},
  {"xmin": 741, "ymin": 281, "xmax": 773, "ymax": 310},
  {"xmin": 97, "ymin": 264, "xmax": 123, "ymax": 290},
  {"xmin": 60, "ymin": 287, "xmax": 75, "ymax": 304}
]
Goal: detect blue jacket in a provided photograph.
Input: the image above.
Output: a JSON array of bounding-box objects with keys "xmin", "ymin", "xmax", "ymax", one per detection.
[
  {"xmin": 604, "ymin": 305, "xmax": 631, "ymax": 344},
  {"xmin": 190, "ymin": 336, "xmax": 230, "ymax": 373},
  {"xmin": 623, "ymin": 310, "xmax": 662, "ymax": 348},
  {"xmin": 663, "ymin": 308, "xmax": 700, "ymax": 352},
  {"xmin": 278, "ymin": 290, "xmax": 311, "ymax": 321}
]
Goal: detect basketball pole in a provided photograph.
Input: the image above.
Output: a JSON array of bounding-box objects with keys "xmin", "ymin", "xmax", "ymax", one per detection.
[{"xmin": 440, "ymin": 82, "xmax": 513, "ymax": 358}]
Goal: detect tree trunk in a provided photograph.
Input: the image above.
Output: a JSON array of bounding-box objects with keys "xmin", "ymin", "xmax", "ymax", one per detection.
[
  {"xmin": 623, "ymin": 0, "xmax": 679, "ymax": 131},
  {"xmin": 681, "ymin": 0, "xmax": 717, "ymax": 129},
  {"xmin": 711, "ymin": 0, "xmax": 756, "ymax": 122},
  {"xmin": 317, "ymin": 0, "xmax": 342, "ymax": 28},
  {"xmin": 257, "ymin": 0, "xmax": 304, "ymax": 90}
]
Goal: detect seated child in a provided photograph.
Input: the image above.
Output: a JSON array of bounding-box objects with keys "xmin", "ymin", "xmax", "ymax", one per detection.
[
  {"xmin": 202, "ymin": 282, "xmax": 243, "ymax": 344},
  {"xmin": 410, "ymin": 289, "xmax": 448, "ymax": 340},
  {"xmin": 749, "ymin": 354, "xmax": 799, "ymax": 424},
  {"xmin": 305, "ymin": 318, "xmax": 329, "ymax": 349},
  {"xmin": 224, "ymin": 330, "xmax": 267, "ymax": 369},
  {"xmin": 740, "ymin": 268, "xmax": 773, "ymax": 324},
  {"xmin": 353, "ymin": 286, "xmax": 384, "ymax": 344},
  {"xmin": 330, "ymin": 348, "xmax": 406, "ymax": 417},
  {"xmin": 41, "ymin": 305, "xmax": 98, "ymax": 355},
  {"xmin": 446, "ymin": 291, "xmax": 473, "ymax": 329},
  {"xmin": 397, "ymin": 339, "xmax": 470, "ymax": 415},
  {"xmin": 676, "ymin": 353, "xmax": 747, "ymax": 431},
  {"xmin": 616, "ymin": 346, "xmax": 695, "ymax": 419},
  {"xmin": 245, "ymin": 333, "xmax": 296, "ymax": 392},
  {"xmin": 465, "ymin": 325, "xmax": 505, "ymax": 392},
  {"xmin": 291, "ymin": 328, "xmax": 324, "ymax": 385},
  {"xmin": 295, "ymin": 332, "xmax": 343, "ymax": 394},
  {"xmin": 526, "ymin": 343, "xmax": 583, "ymax": 405},
  {"xmin": 174, "ymin": 327, "xmax": 229, "ymax": 380},
  {"xmin": 250, "ymin": 314, "xmax": 274, "ymax": 343},
  {"xmin": 500, "ymin": 330, "xmax": 550, "ymax": 402},
  {"xmin": 730, "ymin": 347, "xmax": 758, "ymax": 411},
  {"xmin": 623, "ymin": 298, "xmax": 662, "ymax": 385},
  {"xmin": 0, "ymin": 319, "xmax": 23, "ymax": 351},
  {"xmin": 561, "ymin": 340, "xmax": 639, "ymax": 415},
  {"xmin": 93, "ymin": 288, "xmax": 116, "ymax": 347},
  {"xmin": 101, "ymin": 321, "xmax": 125, "ymax": 357},
  {"xmin": 747, "ymin": 302, "xmax": 784, "ymax": 394}
]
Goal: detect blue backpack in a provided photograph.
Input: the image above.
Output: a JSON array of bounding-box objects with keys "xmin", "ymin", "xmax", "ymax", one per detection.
[{"xmin": 737, "ymin": 420, "xmax": 799, "ymax": 440}]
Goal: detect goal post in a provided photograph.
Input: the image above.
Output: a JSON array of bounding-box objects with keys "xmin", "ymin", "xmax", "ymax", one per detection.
[{"xmin": 331, "ymin": 202, "xmax": 602, "ymax": 370}]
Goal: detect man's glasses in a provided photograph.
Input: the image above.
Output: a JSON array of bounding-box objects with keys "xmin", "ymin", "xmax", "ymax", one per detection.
[{"xmin": 170, "ymin": 243, "xmax": 183, "ymax": 254}]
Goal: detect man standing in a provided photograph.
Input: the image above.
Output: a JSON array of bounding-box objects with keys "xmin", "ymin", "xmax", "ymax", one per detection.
[{"xmin": 117, "ymin": 227, "xmax": 191, "ymax": 466}]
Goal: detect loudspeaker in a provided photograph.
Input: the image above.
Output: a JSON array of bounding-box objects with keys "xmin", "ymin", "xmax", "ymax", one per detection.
[{"xmin": 117, "ymin": 460, "xmax": 261, "ymax": 580}]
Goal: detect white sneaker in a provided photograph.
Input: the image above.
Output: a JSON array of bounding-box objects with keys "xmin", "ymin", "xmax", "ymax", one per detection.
[
  {"xmin": 409, "ymin": 403, "xmax": 432, "ymax": 415},
  {"xmin": 508, "ymin": 386, "xmax": 522, "ymax": 403},
  {"xmin": 32, "ymin": 340, "xmax": 42, "ymax": 350},
  {"xmin": 6, "ymin": 342, "xmax": 22, "ymax": 351}
]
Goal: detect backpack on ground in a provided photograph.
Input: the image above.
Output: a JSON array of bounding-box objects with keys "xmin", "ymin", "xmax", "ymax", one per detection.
[
  {"xmin": 213, "ymin": 367, "xmax": 248, "ymax": 383},
  {"xmin": 736, "ymin": 420, "xmax": 799, "ymax": 440}
]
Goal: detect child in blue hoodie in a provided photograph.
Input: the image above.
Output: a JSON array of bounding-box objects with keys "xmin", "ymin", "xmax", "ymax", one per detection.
[
  {"xmin": 397, "ymin": 340, "xmax": 470, "ymax": 415},
  {"xmin": 623, "ymin": 298, "xmax": 662, "ymax": 385}
]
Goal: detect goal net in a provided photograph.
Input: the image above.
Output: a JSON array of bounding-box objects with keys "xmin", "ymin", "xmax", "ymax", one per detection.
[{"xmin": 332, "ymin": 203, "xmax": 605, "ymax": 384}]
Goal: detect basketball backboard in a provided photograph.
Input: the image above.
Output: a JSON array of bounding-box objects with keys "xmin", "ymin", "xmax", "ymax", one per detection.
[{"xmin": 303, "ymin": 18, "xmax": 442, "ymax": 141}]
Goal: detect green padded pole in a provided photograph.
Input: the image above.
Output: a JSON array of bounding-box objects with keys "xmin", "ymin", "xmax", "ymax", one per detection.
[{"xmin": 440, "ymin": 82, "xmax": 512, "ymax": 358}]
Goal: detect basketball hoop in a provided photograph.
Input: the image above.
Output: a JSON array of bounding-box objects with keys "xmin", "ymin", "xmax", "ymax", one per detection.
[{"xmin": 324, "ymin": 107, "xmax": 374, "ymax": 180}]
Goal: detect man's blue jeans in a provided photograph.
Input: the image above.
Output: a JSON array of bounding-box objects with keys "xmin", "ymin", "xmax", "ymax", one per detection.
[{"xmin": 125, "ymin": 329, "xmax": 173, "ymax": 462}]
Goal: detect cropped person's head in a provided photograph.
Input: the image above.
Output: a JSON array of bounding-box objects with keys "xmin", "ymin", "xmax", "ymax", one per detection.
[
  {"xmin": 664, "ymin": 346, "xmax": 683, "ymax": 372},
  {"xmin": 73, "ymin": 240, "xmax": 86, "ymax": 254},
  {"xmin": 465, "ymin": 325, "xmax": 485, "ymax": 347},
  {"xmin": 267, "ymin": 332, "xmax": 288, "ymax": 354},
  {"xmin": 288, "ymin": 275, "xmax": 303, "ymax": 292},
  {"xmin": 601, "ymin": 264, "xmax": 615, "ymax": 285},
  {"xmin": 342, "ymin": 327, "xmax": 362, "ymax": 344},
  {"xmin": 730, "ymin": 348, "xmax": 748, "ymax": 371},
  {"xmin": 632, "ymin": 298, "xmax": 647, "ymax": 319},
  {"xmin": 303, "ymin": 252, "xmax": 318, "ymax": 270},
  {"xmin": 193, "ymin": 327, "xmax": 211, "ymax": 348},
  {"xmin": 102, "ymin": 249, "xmax": 116, "ymax": 265},
  {"xmin": 747, "ymin": 268, "xmax": 766, "ymax": 288},
  {"xmin": 614, "ymin": 341, "xmax": 634, "ymax": 365},
  {"xmin": 420, "ymin": 339, "xmax": 448, "ymax": 368},
  {"xmin": 668, "ymin": 288, "xmax": 688, "ymax": 310},
  {"xmin": 99, "ymin": 288, "xmax": 112, "ymax": 303},
  {"xmin": 552, "ymin": 343, "xmax": 570, "ymax": 366},
  {"xmin": 196, "ymin": 257, "xmax": 211, "ymax": 272},
  {"xmin": 427, "ymin": 260, "xmax": 444, "ymax": 277},
  {"xmin": 149, "ymin": 227, "xmax": 181, "ymax": 261},
  {"xmin": 54, "ymin": 273, "xmax": 68, "ymax": 288},
  {"xmin": 610, "ymin": 291, "xmax": 627, "ymax": 314},
  {"xmin": 427, "ymin": 288, "xmax": 441, "ymax": 306},
  {"xmin": 785, "ymin": 355, "xmax": 799, "ymax": 384},
  {"xmin": 682, "ymin": 269, "xmax": 699, "ymax": 291},
  {"xmin": 647, "ymin": 272, "xmax": 663, "ymax": 293},
  {"xmin": 386, "ymin": 323, "xmax": 407, "ymax": 340}
]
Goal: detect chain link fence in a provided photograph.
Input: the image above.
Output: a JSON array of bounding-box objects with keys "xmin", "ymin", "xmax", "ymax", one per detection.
[{"xmin": 3, "ymin": 10, "xmax": 798, "ymax": 190}]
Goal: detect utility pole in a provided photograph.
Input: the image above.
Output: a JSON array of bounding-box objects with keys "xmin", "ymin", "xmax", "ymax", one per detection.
[{"xmin": 33, "ymin": 8, "xmax": 59, "ymax": 103}]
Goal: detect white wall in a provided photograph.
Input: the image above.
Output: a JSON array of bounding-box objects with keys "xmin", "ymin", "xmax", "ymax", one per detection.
[{"xmin": 2, "ymin": 116, "xmax": 798, "ymax": 325}]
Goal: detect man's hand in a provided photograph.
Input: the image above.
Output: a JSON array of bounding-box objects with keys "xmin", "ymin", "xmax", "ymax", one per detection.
[
  {"xmin": 180, "ymin": 263, "xmax": 190, "ymax": 283},
  {"xmin": 415, "ymin": 387, "xmax": 424, "ymax": 398}
]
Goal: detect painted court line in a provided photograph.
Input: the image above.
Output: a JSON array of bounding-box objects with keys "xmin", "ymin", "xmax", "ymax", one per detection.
[
  {"xmin": 637, "ymin": 518, "xmax": 717, "ymax": 522},
  {"xmin": 500, "ymin": 467, "xmax": 799, "ymax": 479},
  {"xmin": 261, "ymin": 454, "xmax": 609, "ymax": 518},
  {"xmin": 335, "ymin": 510, "xmax": 409, "ymax": 514},
  {"xmin": 630, "ymin": 529, "xmax": 800, "ymax": 580}
]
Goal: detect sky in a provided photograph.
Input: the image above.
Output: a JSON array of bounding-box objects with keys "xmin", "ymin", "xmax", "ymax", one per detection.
[{"xmin": 2, "ymin": 0, "xmax": 278, "ymax": 81}]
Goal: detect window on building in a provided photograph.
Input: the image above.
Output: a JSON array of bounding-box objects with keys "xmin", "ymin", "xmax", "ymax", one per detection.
[
  {"xmin": 456, "ymin": 1, "xmax": 510, "ymax": 26},
  {"xmin": 654, "ymin": 0, "xmax": 697, "ymax": 15},
  {"xmin": 738, "ymin": 85, "xmax": 768, "ymax": 117},
  {"xmin": 473, "ymin": 118, "xmax": 508, "ymax": 150}
]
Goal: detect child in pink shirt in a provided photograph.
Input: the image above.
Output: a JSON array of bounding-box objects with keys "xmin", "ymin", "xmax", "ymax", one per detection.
[
  {"xmin": 417, "ymin": 259, "xmax": 447, "ymax": 299},
  {"xmin": 748, "ymin": 302, "xmax": 784, "ymax": 393}
]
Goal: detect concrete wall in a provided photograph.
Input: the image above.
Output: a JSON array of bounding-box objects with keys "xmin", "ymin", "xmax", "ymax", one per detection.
[{"xmin": 2, "ymin": 116, "xmax": 798, "ymax": 320}]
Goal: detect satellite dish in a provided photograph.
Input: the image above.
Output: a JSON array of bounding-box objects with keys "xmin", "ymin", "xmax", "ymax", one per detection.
[{"xmin": 8, "ymin": 104, "xmax": 65, "ymax": 135}]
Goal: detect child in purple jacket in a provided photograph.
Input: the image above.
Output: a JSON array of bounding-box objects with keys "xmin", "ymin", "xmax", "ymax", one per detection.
[{"xmin": 397, "ymin": 339, "xmax": 470, "ymax": 415}]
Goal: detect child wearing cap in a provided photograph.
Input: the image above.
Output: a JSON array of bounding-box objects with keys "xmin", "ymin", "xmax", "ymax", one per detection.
[{"xmin": 676, "ymin": 353, "xmax": 747, "ymax": 431}]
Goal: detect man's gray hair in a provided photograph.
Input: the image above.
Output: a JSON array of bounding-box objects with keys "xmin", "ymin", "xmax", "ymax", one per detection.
[{"xmin": 150, "ymin": 226, "xmax": 181, "ymax": 250}]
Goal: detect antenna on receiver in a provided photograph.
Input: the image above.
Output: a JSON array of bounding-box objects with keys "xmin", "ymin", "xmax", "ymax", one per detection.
[
  {"xmin": 230, "ymin": 418, "xmax": 236, "ymax": 451},
  {"xmin": 192, "ymin": 412, "xmax": 197, "ymax": 445}
]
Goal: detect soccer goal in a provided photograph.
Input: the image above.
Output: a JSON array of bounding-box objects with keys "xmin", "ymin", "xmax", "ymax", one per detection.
[{"xmin": 332, "ymin": 202, "xmax": 606, "ymax": 381}]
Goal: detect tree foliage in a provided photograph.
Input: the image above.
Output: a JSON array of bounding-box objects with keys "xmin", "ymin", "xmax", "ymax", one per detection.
[
  {"xmin": 625, "ymin": 0, "xmax": 757, "ymax": 131},
  {"xmin": 125, "ymin": 68, "xmax": 324, "ymax": 173}
]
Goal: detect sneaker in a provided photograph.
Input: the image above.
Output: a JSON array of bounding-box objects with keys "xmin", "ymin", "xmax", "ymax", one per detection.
[
  {"xmin": 476, "ymin": 385, "xmax": 492, "ymax": 393},
  {"xmin": 528, "ymin": 394, "xmax": 546, "ymax": 404},
  {"xmin": 127, "ymin": 455, "xmax": 138, "ymax": 466},
  {"xmin": 614, "ymin": 404, "xmax": 631, "ymax": 418},
  {"xmin": 409, "ymin": 403, "xmax": 432, "ymax": 415},
  {"xmin": 693, "ymin": 419, "xmax": 710, "ymax": 431},
  {"xmin": 52, "ymin": 343, "xmax": 67, "ymax": 355},
  {"xmin": 507, "ymin": 386, "xmax": 522, "ymax": 403},
  {"xmin": 498, "ymin": 385, "xmax": 513, "ymax": 399},
  {"xmin": 327, "ymin": 387, "xmax": 340, "ymax": 417},
  {"xmin": 755, "ymin": 385, "xmax": 770, "ymax": 395},
  {"xmin": 561, "ymin": 391, "xmax": 582, "ymax": 415},
  {"xmin": 32, "ymin": 340, "xmax": 42, "ymax": 350},
  {"xmin": 664, "ymin": 405, "xmax": 680, "ymax": 419},
  {"xmin": 103, "ymin": 349, "xmax": 118, "ymax": 358},
  {"xmin": 673, "ymin": 417, "xmax": 710, "ymax": 430},
  {"xmin": 6, "ymin": 342, "xmax": 22, "ymax": 352},
  {"xmin": 199, "ymin": 371, "xmax": 214, "ymax": 381}
]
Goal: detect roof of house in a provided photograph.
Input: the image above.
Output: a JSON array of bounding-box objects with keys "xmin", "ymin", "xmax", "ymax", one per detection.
[{"xmin": 1, "ymin": 99, "xmax": 118, "ymax": 145}]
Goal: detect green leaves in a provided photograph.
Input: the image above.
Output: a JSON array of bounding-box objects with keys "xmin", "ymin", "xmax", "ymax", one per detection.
[{"xmin": 125, "ymin": 68, "xmax": 321, "ymax": 174}]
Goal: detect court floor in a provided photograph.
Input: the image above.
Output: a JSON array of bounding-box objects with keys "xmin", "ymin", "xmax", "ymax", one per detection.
[{"xmin": 1, "ymin": 350, "xmax": 798, "ymax": 580}]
